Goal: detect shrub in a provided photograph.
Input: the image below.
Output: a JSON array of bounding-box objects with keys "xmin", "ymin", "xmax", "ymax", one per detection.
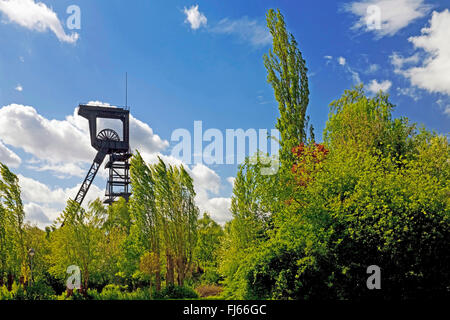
[
  {"xmin": 0, "ymin": 286, "xmax": 13, "ymax": 300},
  {"xmin": 195, "ymin": 284, "xmax": 223, "ymax": 298},
  {"xmin": 25, "ymin": 280, "xmax": 56, "ymax": 300},
  {"xmin": 154, "ymin": 285, "xmax": 198, "ymax": 299}
]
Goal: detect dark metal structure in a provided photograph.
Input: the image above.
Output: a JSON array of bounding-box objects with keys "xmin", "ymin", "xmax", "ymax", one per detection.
[{"xmin": 74, "ymin": 104, "xmax": 131, "ymax": 206}]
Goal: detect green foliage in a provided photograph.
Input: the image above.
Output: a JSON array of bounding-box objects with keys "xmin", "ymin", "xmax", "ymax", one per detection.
[
  {"xmin": 22, "ymin": 280, "xmax": 56, "ymax": 300},
  {"xmin": 324, "ymin": 85, "xmax": 415, "ymax": 158},
  {"xmin": 0, "ymin": 163, "xmax": 26, "ymax": 281},
  {"xmin": 153, "ymin": 285, "xmax": 199, "ymax": 300},
  {"xmin": 220, "ymin": 86, "xmax": 450, "ymax": 300},
  {"xmin": 194, "ymin": 212, "xmax": 224, "ymax": 284},
  {"xmin": 128, "ymin": 153, "xmax": 199, "ymax": 289},
  {"xmin": 0, "ymin": 280, "xmax": 55, "ymax": 300},
  {"xmin": 48, "ymin": 199, "xmax": 105, "ymax": 289}
]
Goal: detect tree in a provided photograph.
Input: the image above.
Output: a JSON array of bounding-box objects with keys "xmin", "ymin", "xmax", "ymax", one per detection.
[
  {"xmin": 152, "ymin": 159, "xmax": 198, "ymax": 287},
  {"xmin": 194, "ymin": 213, "xmax": 224, "ymax": 283},
  {"xmin": 49, "ymin": 199, "xmax": 104, "ymax": 291},
  {"xmin": 128, "ymin": 153, "xmax": 199, "ymax": 289},
  {"xmin": 264, "ymin": 8, "xmax": 310, "ymax": 169},
  {"xmin": 128, "ymin": 151, "xmax": 160, "ymax": 290},
  {"xmin": 139, "ymin": 251, "xmax": 159, "ymax": 297},
  {"xmin": 0, "ymin": 163, "xmax": 26, "ymax": 286}
]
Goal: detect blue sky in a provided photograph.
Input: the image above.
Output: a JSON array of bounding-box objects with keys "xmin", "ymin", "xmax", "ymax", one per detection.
[{"xmin": 0, "ymin": 0, "xmax": 449, "ymax": 227}]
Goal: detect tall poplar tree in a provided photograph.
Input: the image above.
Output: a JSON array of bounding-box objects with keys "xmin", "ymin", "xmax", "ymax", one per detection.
[{"xmin": 263, "ymin": 9, "xmax": 309, "ymax": 169}]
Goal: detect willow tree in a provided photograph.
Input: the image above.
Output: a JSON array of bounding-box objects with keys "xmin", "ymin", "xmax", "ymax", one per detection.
[
  {"xmin": 0, "ymin": 163, "xmax": 26, "ymax": 286},
  {"xmin": 263, "ymin": 8, "xmax": 309, "ymax": 169}
]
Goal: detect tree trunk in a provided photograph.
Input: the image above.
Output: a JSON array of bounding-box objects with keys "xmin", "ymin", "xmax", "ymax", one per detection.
[
  {"xmin": 149, "ymin": 278, "xmax": 152, "ymax": 299},
  {"xmin": 166, "ymin": 252, "xmax": 174, "ymax": 286},
  {"xmin": 176, "ymin": 257, "xmax": 185, "ymax": 286},
  {"xmin": 155, "ymin": 251, "xmax": 161, "ymax": 291},
  {"xmin": 7, "ymin": 273, "xmax": 13, "ymax": 291}
]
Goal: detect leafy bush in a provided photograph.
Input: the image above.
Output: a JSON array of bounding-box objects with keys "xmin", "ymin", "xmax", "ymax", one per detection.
[
  {"xmin": 195, "ymin": 284, "xmax": 223, "ymax": 298},
  {"xmin": 24, "ymin": 280, "xmax": 56, "ymax": 300},
  {"xmin": 0, "ymin": 286, "xmax": 13, "ymax": 300},
  {"xmin": 154, "ymin": 285, "xmax": 198, "ymax": 299}
]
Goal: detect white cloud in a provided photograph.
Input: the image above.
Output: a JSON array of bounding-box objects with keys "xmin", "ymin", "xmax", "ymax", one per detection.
[
  {"xmin": 0, "ymin": 103, "xmax": 168, "ymax": 178},
  {"xmin": 15, "ymin": 84, "xmax": 23, "ymax": 92},
  {"xmin": 397, "ymin": 87, "xmax": 421, "ymax": 101},
  {"xmin": 189, "ymin": 165, "xmax": 231, "ymax": 224},
  {"xmin": 184, "ymin": 4, "xmax": 207, "ymax": 30},
  {"xmin": 391, "ymin": 10, "xmax": 450, "ymax": 96},
  {"xmin": 344, "ymin": 0, "xmax": 432, "ymax": 37},
  {"xmin": 24, "ymin": 202, "xmax": 53, "ymax": 228},
  {"xmin": 18, "ymin": 174, "xmax": 103, "ymax": 206},
  {"xmin": 0, "ymin": 140, "xmax": 21, "ymax": 168},
  {"xmin": 226, "ymin": 176, "xmax": 235, "ymax": 188},
  {"xmin": 190, "ymin": 163, "xmax": 221, "ymax": 194},
  {"xmin": 211, "ymin": 16, "xmax": 272, "ymax": 47},
  {"xmin": 366, "ymin": 79, "xmax": 392, "ymax": 94},
  {"xmin": 0, "ymin": 0, "xmax": 79, "ymax": 43},
  {"xmin": 436, "ymin": 99, "xmax": 450, "ymax": 117},
  {"xmin": 19, "ymin": 174, "xmax": 104, "ymax": 228},
  {"xmin": 338, "ymin": 56, "xmax": 347, "ymax": 66},
  {"xmin": 391, "ymin": 52, "xmax": 420, "ymax": 70},
  {"xmin": 196, "ymin": 195, "xmax": 231, "ymax": 225}
]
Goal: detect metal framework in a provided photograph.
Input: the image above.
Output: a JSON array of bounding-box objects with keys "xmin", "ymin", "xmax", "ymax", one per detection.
[{"xmin": 73, "ymin": 104, "xmax": 132, "ymax": 206}]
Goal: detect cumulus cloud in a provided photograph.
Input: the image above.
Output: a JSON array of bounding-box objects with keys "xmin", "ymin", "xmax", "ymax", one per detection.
[
  {"xmin": 366, "ymin": 79, "xmax": 392, "ymax": 94},
  {"xmin": 0, "ymin": 140, "xmax": 21, "ymax": 168},
  {"xmin": 0, "ymin": 103, "xmax": 168, "ymax": 178},
  {"xmin": 343, "ymin": 0, "xmax": 432, "ymax": 37},
  {"xmin": 19, "ymin": 174, "xmax": 105, "ymax": 227},
  {"xmin": 184, "ymin": 4, "xmax": 207, "ymax": 30},
  {"xmin": 391, "ymin": 10, "xmax": 450, "ymax": 96},
  {"xmin": 15, "ymin": 84, "xmax": 23, "ymax": 92},
  {"xmin": 190, "ymin": 163, "xmax": 221, "ymax": 194},
  {"xmin": 24, "ymin": 202, "xmax": 53, "ymax": 228},
  {"xmin": 0, "ymin": 0, "xmax": 79, "ymax": 43},
  {"xmin": 189, "ymin": 164, "xmax": 232, "ymax": 224},
  {"xmin": 211, "ymin": 16, "xmax": 272, "ymax": 47},
  {"xmin": 196, "ymin": 195, "xmax": 232, "ymax": 225},
  {"xmin": 18, "ymin": 174, "xmax": 104, "ymax": 206}
]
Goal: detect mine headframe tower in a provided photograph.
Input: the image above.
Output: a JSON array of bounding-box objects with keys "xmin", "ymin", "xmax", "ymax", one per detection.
[{"xmin": 74, "ymin": 104, "xmax": 132, "ymax": 207}]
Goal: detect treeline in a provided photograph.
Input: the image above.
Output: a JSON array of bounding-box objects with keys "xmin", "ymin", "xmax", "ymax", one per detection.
[{"xmin": 0, "ymin": 154, "xmax": 224, "ymax": 299}]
